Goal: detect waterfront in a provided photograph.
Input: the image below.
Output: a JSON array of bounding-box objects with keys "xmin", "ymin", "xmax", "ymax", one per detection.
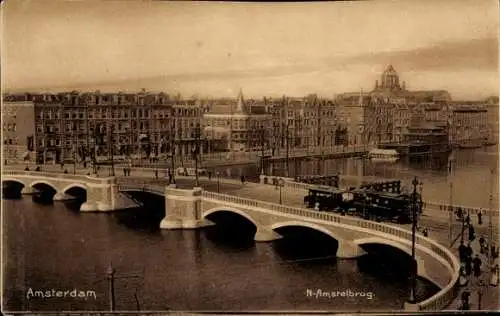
[
  {"xmin": 3, "ymin": 195, "xmax": 438, "ymax": 312},
  {"xmin": 215, "ymin": 147, "xmax": 499, "ymax": 209}
]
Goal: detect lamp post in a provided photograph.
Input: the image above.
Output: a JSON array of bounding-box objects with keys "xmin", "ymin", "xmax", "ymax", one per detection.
[
  {"xmin": 278, "ymin": 178, "xmax": 285, "ymax": 204},
  {"xmin": 109, "ymin": 124, "xmax": 115, "ymax": 177},
  {"xmin": 193, "ymin": 123, "xmax": 201, "ymax": 188},
  {"xmin": 448, "ymin": 156, "xmax": 455, "ymax": 246},
  {"xmin": 107, "ymin": 263, "xmax": 116, "ymax": 311},
  {"xmin": 408, "ymin": 176, "xmax": 420, "ymax": 304},
  {"xmin": 72, "ymin": 125, "xmax": 77, "ymax": 175},
  {"xmin": 216, "ymin": 171, "xmax": 220, "ymax": 193}
]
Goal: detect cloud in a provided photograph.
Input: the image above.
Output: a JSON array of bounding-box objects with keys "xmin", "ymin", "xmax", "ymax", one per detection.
[{"xmin": 341, "ymin": 37, "xmax": 498, "ymax": 72}]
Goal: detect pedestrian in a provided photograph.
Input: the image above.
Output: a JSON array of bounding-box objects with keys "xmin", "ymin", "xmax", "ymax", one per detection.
[
  {"xmin": 491, "ymin": 244, "xmax": 498, "ymax": 259},
  {"xmin": 477, "ymin": 280, "xmax": 485, "ymax": 310},
  {"xmin": 491, "ymin": 264, "xmax": 499, "ymax": 287},
  {"xmin": 459, "ymin": 290, "xmax": 470, "ymax": 310},
  {"xmin": 478, "ymin": 210, "xmax": 483, "ymax": 225},
  {"xmin": 123, "ymin": 168, "xmax": 126, "ymax": 177},
  {"xmin": 458, "ymin": 242, "xmax": 467, "ymax": 263},
  {"xmin": 479, "ymin": 236, "xmax": 486, "ymax": 254},
  {"xmin": 468, "ymin": 224, "xmax": 475, "ymax": 242},
  {"xmin": 241, "ymin": 175, "xmax": 245, "ymax": 184},
  {"xmin": 472, "ymin": 254, "xmax": 482, "ymax": 278},
  {"xmin": 465, "ymin": 257, "xmax": 472, "ymax": 276},
  {"xmin": 466, "ymin": 242, "xmax": 473, "ymax": 259},
  {"xmin": 155, "ymin": 169, "xmax": 158, "ymax": 180},
  {"xmin": 422, "ymin": 228, "xmax": 429, "ymax": 237},
  {"xmin": 208, "ymin": 171, "xmax": 212, "ymax": 181},
  {"xmin": 459, "ymin": 265, "xmax": 468, "ymax": 287}
]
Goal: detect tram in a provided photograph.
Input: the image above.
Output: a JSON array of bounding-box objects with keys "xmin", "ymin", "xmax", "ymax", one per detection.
[
  {"xmin": 304, "ymin": 186, "xmax": 422, "ymax": 223},
  {"xmin": 303, "ymin": 186, "xmax": 346, "ymax": 211}
]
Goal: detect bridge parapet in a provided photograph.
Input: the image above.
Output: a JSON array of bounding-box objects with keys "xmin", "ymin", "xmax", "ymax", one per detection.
[{"xmin": 2, "ymin": 170, "xmax": 112, "ymax": 185}]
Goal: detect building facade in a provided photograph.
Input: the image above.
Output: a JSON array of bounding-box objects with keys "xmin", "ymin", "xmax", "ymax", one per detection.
[
  {"xmin": 2, "ymin": 99, "xmax": 37, "ymax": 163},
  {"xmin": 449, "ymin": 105, "xmax": 488, "ymax": 145},
  {"xmin": 2, "ymin": 91, "xmax": 213, "ymax": 164},
  {"xmin": 203, "ymin": 90, "xmax": 272, "ymax": 154}
]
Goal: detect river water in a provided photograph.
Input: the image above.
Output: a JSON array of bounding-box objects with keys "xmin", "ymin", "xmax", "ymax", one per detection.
[
  {"xmin": 3, "ymin": 147, "xmax": 497, "ymax": 312},
  {"xmin": 4, "ymin": 196, "xmax": 438, "ymax": 312}
]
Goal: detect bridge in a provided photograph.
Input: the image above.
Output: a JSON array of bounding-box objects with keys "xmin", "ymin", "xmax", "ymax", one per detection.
[
  {"xmin": 1, "ymin": 170, "xmax": 138, "ymax": 211},
  {"xmin": 3, "ymin": 170, "xmax": 460, "ymax": 311}
]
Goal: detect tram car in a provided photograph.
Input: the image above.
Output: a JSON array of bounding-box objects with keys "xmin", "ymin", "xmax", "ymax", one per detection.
[
  {"xmin": 304, "ymin": 186, "xmax": 422, "ymax": 223},
  {"xmin": 303, "ymin": 186, "xmax": 346, "ymax": 211},
  {"xmin": 350, "ymin": 190, "xmax": 422, "ymax": 223}
]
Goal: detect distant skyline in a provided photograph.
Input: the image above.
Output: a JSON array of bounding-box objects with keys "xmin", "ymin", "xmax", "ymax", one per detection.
[{"xmin": 3, "ymin": 0, "xmax": 499, "ymax": 100}]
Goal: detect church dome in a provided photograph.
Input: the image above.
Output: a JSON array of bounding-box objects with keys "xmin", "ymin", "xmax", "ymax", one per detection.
[{"xmin": 379, "ymin": 64, "xmax": 401, "ymax": 90}]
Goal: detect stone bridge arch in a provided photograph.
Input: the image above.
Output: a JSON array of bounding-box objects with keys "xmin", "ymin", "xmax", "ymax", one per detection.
[
  {"xmin": 2, "ymin": 177, "xmax": 28, "ymax": 188},
  {"xmin": 271, "ymin": 220, "xmax": 343, "ymax": 242},
  {"xmin": 354, "ymin": 237, "xmax": 412, "ymax": 255},
  {"xmin": 202, "ymin": 206, "xmax": 261, "ymax": 229},
  {"xmin": 272, "ymin": 221, "xmax": 366, "ymax": 258},
  {"xmin": 354, "ymin": 237, "xmax": 435, "ymax": 287},
  {"xmin": 30, "ymin": 180, "xmax": 59, "ymax": 196},
  {"xmin": 61, "ymin": 183, "xmax": 88, "ymax": 193},
  {"xmin": 61, "ymin": 184, "xmax": 88, "ymax": 201},
  {"xmin": 1, "ymin": 177, "xmax": 29, "ymax": 195}
]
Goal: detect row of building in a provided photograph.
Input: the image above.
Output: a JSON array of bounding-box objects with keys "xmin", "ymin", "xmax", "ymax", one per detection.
[{"xmin": 2, "ymin": 65, "xmax": 496, "ymax": 163}]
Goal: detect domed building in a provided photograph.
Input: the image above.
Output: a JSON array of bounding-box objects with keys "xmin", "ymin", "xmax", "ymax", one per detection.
[{"xmin": 373, "ymin": 64, "xmax": 405, "ymax": 93}]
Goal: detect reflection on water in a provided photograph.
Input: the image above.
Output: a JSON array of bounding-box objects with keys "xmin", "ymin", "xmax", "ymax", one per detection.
[{"xmin": 3, "ymin": 197, "xmax": 440, "ymax": 312}]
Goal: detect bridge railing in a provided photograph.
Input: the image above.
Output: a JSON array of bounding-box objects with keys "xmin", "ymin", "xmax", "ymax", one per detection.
[
  {"xmin": 201, "ymin": 190, "xmax": 460, "ymax": 311},
  {"xmin": 118, "ymin": 184, "xmax": 164, "ymax": 196},
  {"xmin": 2, "ymin": 170, "xmax": 115, "ymax": 184}
]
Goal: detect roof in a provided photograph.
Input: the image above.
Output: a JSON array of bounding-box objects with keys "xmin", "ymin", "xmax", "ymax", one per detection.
[{"xmin": 408, "ymin": 90, "xmax": 451, "ymax": 100}]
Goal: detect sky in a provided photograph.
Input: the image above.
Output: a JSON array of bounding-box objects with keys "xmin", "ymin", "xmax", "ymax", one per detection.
[{"xmin": 2, "ymin": 0, "xmax": 499, "ymax": 100}]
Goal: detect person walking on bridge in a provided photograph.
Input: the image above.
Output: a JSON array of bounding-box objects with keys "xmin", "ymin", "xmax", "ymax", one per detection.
[
  {"xmin": 479, "ymin": 236, "xmax": 486, "ymax": 254},
  {"xmin": 468, "ymin": 224, "xmax": 476, "ymax": 242},
  {"xmin": 478, "ymin": 210, "xmax": 483, "ymax": 225},
  {"xmin": 459, "ymin": 290, "xmax": 470, "ymax": 310},
  {"xmin": 472, "ymin": 254, "xmax": 482, "ymax": 278},
  {"xmin": 459, "ymin": 242, "xmax": 467, "ymax": 263}
]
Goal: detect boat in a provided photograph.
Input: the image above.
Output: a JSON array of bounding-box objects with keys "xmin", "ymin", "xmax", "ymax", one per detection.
[
  {"xmin": 368, "ymin": 148, "xmax": 400, "ymax": 162},
  {"xmin": 483, "ymin": 139, "xmax": 498, "ymax": 147}
]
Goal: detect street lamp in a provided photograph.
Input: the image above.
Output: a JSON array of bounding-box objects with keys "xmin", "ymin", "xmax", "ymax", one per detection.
[
  {"xmin": 192, "ymin": 123, "xmax": 201, "ymax": 187},
  {"xmin": 408, "ymin": 176, "xmax": 420, "ymax": 304},
  {"xmin": 216, "ymin": 171, "xmax": 220, "ymax": 193},
  {"xmin": 278, "ymin": 178, "xmax": 285, "ymax": 204},
  {"xmin": 109, "ymin": 125, "xmax": 115, "ymax": 177}
]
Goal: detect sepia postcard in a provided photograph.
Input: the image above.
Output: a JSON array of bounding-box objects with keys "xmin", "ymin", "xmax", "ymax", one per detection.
[{"xmin": 1, "ymin": 0, "xmax": 499, "ymax": 314}]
